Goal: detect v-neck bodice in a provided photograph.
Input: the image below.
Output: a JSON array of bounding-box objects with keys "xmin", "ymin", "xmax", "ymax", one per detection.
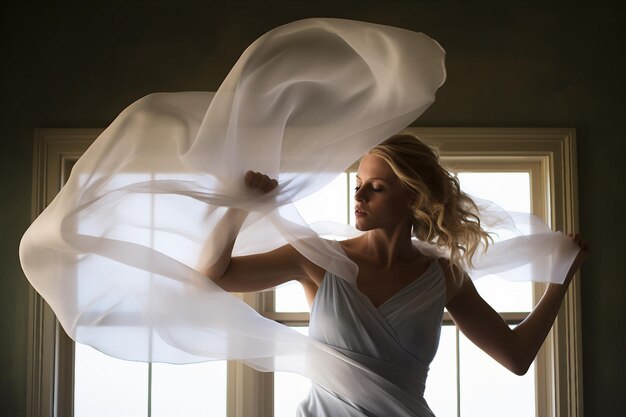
[
  {"xmin": 297, "ymin": 263, "xmax": 445, "ymax": 416},
  {"xmin": 310, "ymin": 263, "xmax": 445, "ymax": 373},
  {"xmin": 360, "ymin": 259, "xmax": 437, "ymax": 310}
]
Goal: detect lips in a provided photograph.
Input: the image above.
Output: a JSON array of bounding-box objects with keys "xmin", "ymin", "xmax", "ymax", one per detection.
[{"xmin": 355, "ymin": 206, "xmax": 367, "ymax": 216}]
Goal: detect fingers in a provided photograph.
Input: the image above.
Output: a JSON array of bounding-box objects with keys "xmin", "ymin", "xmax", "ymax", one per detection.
[
  {"xmin": 567, "ymin": 233, "xmax": 589, "ymax": 251},
  {"xmin": 244, "ymin": 170, "xmax": 278, "ymax": 193}
]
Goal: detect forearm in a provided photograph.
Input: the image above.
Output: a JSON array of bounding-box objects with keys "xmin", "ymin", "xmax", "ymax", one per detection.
[
  {"xmin": 512, "ymin": 246, "xmax": 585, "ymax": 373},
  {"xmin": 197, "ymin": 208, "xmax": 248, "ymax": 281},
  {"xmin": 448, "ymin": 235, "xmax": 587, "ymax": 376},
  {"xmin": 198, "ymin": 170, "xmax": 280, "ymax": 285},
  {"xmin": 511, "ymin": 282, "xmax": 570, "ymax": 374}
]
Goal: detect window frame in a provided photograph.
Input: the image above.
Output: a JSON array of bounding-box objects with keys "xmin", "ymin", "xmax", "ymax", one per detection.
[
  {"xmin": 26, "ymin": 127, "xmax": 582, "ymax": 417},
  {"xmin": 414, "ymin": 127, "xmax": 582, "ymax": 417}
]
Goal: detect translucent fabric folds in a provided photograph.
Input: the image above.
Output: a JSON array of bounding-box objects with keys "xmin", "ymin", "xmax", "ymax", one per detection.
[{"xmin": 20, "ymin": 18, "xmax": 579, "ymax": 416}]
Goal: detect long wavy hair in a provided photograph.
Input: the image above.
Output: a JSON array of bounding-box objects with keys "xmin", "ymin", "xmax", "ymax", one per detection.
[{"xmin": 369, "ymin": 133, "xmax": 492, "ymax": 269}]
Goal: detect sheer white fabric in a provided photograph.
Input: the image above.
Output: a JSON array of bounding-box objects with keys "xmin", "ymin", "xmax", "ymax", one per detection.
[{"xmin": 20, "ymin": 18, "xmax": 579, "ymax": 416}]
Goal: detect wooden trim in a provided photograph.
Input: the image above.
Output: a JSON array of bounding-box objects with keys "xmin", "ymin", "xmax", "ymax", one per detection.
[
  {"xmin": 552, "ymin": 131, "xmax": 583, "ymax": 417},
  {"xmin": 262, "ymin": 312, "xmax": 310, "ymax": 323},
  {"xmin": 26, "ymin": 129, "xmax": 102, "ymax": 417},
  {"xmin": 227, "ymin": 293, "xmax": 274, "ymax": 417}
]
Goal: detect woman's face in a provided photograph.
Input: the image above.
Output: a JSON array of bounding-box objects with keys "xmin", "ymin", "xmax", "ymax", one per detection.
[{"xmin": 354, "ymin": 154, "xmax": 414, "ymax": 231}]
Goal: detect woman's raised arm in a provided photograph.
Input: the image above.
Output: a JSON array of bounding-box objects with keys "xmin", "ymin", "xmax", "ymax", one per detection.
[
  {"xmin": 444, "ymin": 234, "xmax": 589, "ymax": 375},
  {"xmin": 198, "ymin": 171, "xmax": 323, "ymax": 294}
]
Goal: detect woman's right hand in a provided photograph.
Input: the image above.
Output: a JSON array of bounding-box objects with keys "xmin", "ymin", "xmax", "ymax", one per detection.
[{"xmin": 244, "ymin": 170, "xmax": 278, "ymax": 193}]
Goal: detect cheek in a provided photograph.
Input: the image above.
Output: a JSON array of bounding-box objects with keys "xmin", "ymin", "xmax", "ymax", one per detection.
[
  {"xmin": 389, "ymin": 192, "xmax": 412, "ymax": 209},
  {"xmin": 389, "ymin": 195, "xmax": 414, "ymax": 219},
  {"xmin": 374, "ymin": 197, "xmax": 409, "ymax": 219}
]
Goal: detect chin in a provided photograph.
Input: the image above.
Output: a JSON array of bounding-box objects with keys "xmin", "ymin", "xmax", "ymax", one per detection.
[{"xmin": 354, "ymin": 220, "xmax": 373, "ymax": 231}]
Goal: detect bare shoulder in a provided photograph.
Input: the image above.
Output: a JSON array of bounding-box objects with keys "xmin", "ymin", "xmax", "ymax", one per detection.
[
  {"xmin": 334, "ymin": 235, "xmax": 367, "ymax": 259},
  {"xmin": 335, "ymin": 236, "xmax": 360, "ymax": 250},
  {"xmin": 436, "ymin": 258, "xmax": 470, "ymax": 305},
  {"xmin": 276, "ymin": 243, "xmax": 326, "ymax": 286}
]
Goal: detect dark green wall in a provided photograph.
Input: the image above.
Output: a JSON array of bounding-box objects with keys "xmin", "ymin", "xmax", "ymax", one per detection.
[{"xmin": 2, "ymin": 1, "xmax": 624, "ymax": 416}]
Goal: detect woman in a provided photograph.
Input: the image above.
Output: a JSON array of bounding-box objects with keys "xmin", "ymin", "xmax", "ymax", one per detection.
[
  {"xmin": 19, "ymin": 19, "xmax": 585, "ymax": 416},
  {"xmin": 204, "ymin": 133, "xmax": 588, "ymax": 416}
]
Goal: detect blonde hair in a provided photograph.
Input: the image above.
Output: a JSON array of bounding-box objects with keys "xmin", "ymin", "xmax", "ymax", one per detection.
[{"xmin": 369, "ymin": 133, "xmax": 491, "ymax": 269}]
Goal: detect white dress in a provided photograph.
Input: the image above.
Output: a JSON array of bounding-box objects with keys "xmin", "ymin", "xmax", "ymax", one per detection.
[{"xmin": 297, "ymin": 261, "xmax": 445, "ymax": 417}]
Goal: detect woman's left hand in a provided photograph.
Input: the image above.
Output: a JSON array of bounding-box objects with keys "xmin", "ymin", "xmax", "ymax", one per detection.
[
  {"xmin": 564, "ymin": 233, "xmax": 589, "ymax": 284},
  {"xmin": 244, "ymin": 170, "xmax": 279, "ymax": 193}
]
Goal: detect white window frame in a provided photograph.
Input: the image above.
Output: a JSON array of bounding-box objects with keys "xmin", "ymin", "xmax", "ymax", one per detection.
[
  {"xmin": 413, "ymin": 127, "xmax": 583, "ymax": 417},
  {"xmin": 26, "ymin": 127, "xmax": 582, "ymax": 417}
]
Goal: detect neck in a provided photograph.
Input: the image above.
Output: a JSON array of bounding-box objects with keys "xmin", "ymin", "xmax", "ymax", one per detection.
[{"xmin": 361, "ymin": 222, "xmax": 415, "ymax": 269}]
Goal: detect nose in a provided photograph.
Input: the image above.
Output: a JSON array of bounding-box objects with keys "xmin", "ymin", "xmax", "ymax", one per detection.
[{"xmin": 354, "ymin": 186, "xmax": 367, "ymax": 202}]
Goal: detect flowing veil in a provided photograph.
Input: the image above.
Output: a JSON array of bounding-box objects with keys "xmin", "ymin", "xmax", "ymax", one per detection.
[{"xmin": 19, "ymin": 18, "xmax": 579, "ymax": 416}]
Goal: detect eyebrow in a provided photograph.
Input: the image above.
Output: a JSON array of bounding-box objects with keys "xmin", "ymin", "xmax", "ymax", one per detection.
[{"xmin": 355, "ymin": 175, "xmax": 389, "ymax": 182}]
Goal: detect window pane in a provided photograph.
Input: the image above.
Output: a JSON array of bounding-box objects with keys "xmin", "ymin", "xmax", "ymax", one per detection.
[
  {"xmin": 151, "ymin": 361, "xmax": 227, "ymax": 417},
  {"xmin": 275, "ymin": 280, "xmax": 309, "ymax": 312},
  {"xmin": 278, "ymin": 174, "xmax": 349, "ymax": 312},
  {"xmin": 424, "ymin": 325, "xmax": 457, "ymax": 417},
  {"xmin": 459, "ymin": 326, "xmax": 536, "ymax": 417},
  {"xmin": 473, "ymin": 276, "xmax": 533, "ymax": 312},
  {"xmin": 294, "ymin": 174, "xmax": 348, "ymax": 225},
  {"xmin": 74, "ymin": 343, "xmax": 149, "ymax": 417},
  {"xmin": 457, "ymin": 172, "xmax": 530, "ymax": 213},
  {"xmin": 274, "ymin": 327, "xmax": 311, "ymax": 417},
  {"xmin": 457, "ymin": 172, "xmax": 533, "ymax": 312}
]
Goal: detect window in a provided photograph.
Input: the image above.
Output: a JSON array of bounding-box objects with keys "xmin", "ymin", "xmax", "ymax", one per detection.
[{"xmin": 27, "ymin": 127, "xmax": 582, "ymax": 417}]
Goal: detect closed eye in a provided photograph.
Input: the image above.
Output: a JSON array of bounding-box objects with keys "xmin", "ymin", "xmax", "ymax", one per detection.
[{"xmin": 354, "ymin": 185, "xmax": 383, "ymax": 192}]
